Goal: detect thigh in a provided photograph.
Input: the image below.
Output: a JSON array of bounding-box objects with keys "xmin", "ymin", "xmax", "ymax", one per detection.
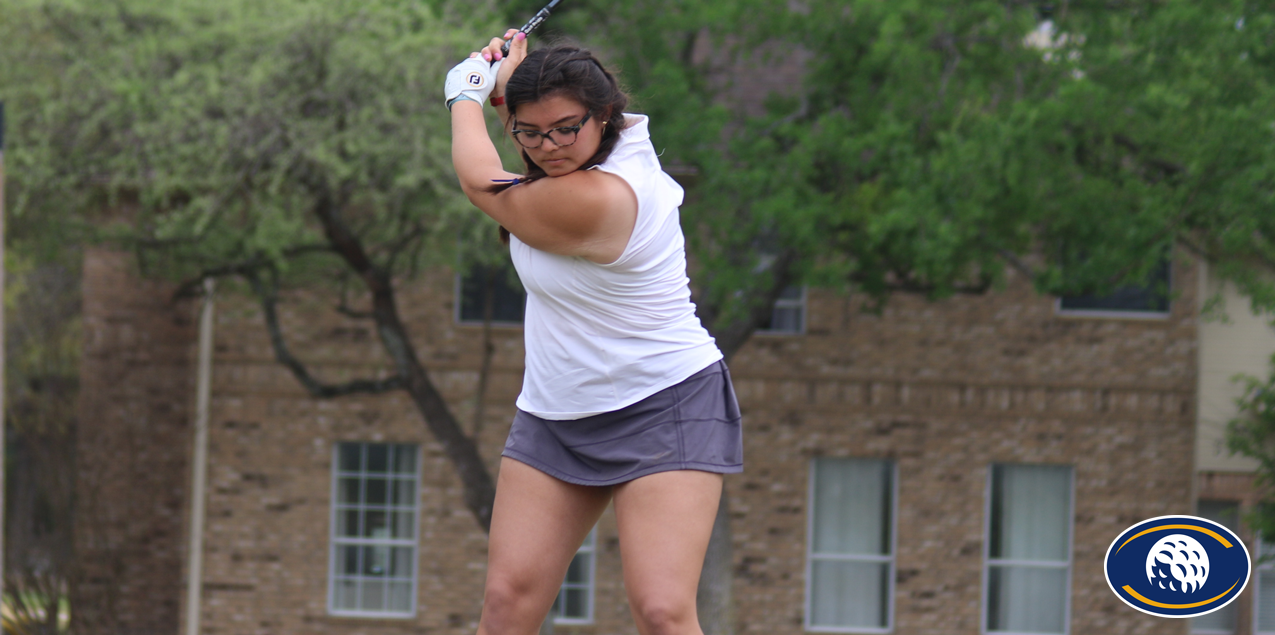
[
  {"xmin": 485, "ymin": 457, "xmax": 613, "ymax": 595},
  {"xmin": 613, "ymin": 470, "xmax": 723, "ymax": 608}
]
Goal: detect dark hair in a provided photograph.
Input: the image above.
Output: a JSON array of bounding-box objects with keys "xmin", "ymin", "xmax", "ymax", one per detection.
[{"xmin": 487, "ymin": 44, "xmax": 631, "ymax": 242}]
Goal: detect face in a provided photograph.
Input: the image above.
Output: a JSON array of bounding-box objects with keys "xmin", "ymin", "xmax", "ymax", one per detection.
[{"xmin": 511, "ymin": 95, "xmax": 605, "ymax": 177}]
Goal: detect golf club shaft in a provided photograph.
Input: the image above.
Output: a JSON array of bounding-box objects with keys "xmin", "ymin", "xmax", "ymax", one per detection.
[{"xmin": 501, "ymin": 0, "xmax": 561, "ymax": 56}]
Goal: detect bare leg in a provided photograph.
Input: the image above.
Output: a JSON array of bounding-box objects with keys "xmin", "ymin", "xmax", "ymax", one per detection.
[
  {"xmin": 477, "ymin": 458, "xmax": 613, "ymax": 635},
  {"xmin": 613, "ymin": 470, "xmax": 723, "ymax": 635}
]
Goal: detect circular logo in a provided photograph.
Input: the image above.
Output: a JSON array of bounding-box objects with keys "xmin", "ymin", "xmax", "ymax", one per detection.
[
  {"xmin": 466, "ymin": 71, "xmax": 486, "ymax": 88},
  {"xmin": 1105, "ymin": 515, "xmax": 1250, "ymax": 618}
]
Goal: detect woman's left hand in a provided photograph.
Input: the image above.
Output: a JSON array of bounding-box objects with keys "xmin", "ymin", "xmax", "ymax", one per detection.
[{"xmin": 482, "ymin": 29, "xmax": 528, "ymax": 104}]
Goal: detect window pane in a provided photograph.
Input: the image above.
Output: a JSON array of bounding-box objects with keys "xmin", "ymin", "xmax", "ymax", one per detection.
[
  {"xmin": 1257, "ymin": 568, "xmax": 1275, "ymax": 632},
  {"xmin": 759, "ymin": 286, "xmax": 805, "ymax": 333},
  {"xmin": 361, "ymin": 579, "xmax": 386, "ymax": 611},
  {"xmin": 990, "ymin": 465, "xmax": 1071, "ymax": 561},
  {"xmin": 333, "ymin": 579, "xmax": 359, "ymax": 610},
  {"xmin": 339, "ymin": 443, "xmax": 362, "ymax": 472},
  {"xmin": 1192, "ymin": 602, "xmax": 1236, "ymax": 632},
  {"xmin": 339, "ymin": 478, "xmax": 361, "ymax": 504},
  {"xmin": 393, "ymin": 479, "xmax": 415, "ymax": 506},
  {"xmin": 363, "ymin": 546, "xmax": 389, "ymax": 577},
  {"xmin": 389, "ymin": 582, "xmax": 413, "ymax": 612},
  {"xmin": 459, "ymin": 263, "xmax": 526, "ymax": 323},
  {"xmin": 555, "ymin": 528, "xmax": 595, "ymax": 623},
  {"xmin": 366, "ymin": 479, "xmax": 388, "ymax": 505},
  {"xmin": 337, "ymin": 509, "xmax": 360, "ymax": 538},
  {"xmin": 340, "ymin": 545, "xmax": 360, "ymax": 575},
  {"xmin": 769, "ymin": 307, "xmax": 802, "ymax": 333},
  {"xmin": 561, "ymin": 587, "xmax": 589, "ymax": 619},
  {"xmin": 812, "ymin": 458, "xmax": 891, "ymax": 555},
  {"xmin": 393, "ymin": 511, "xmax": 414, "ymax": 539},
  {"xmin": 391, "ymin": 546, "xmax": 413, "ymax": 579},
  {"xmin": 565, "ymin": 553, "xmax": 591, "ymax": 585},
  {"xmin": 366, "ymin": 445, "xmax": 390, "ymax": 473},
  {"xmin": 809, "ymin": 560, "xmax": 889, "ymax": 629},
  {"xmin": 365, "ymin": 510, "xmax": 389, "ymax": 538},
  {"xmin": 987, "ymin": 565, "xmax": 1067, "ymax": 633},
  {"xmin": 394, "ymin": 446, "xmax": 417, "ymax": 474},
  {"xmin": 1059, "ymin": 258, "xmax": 1170, "ymax": 313}
]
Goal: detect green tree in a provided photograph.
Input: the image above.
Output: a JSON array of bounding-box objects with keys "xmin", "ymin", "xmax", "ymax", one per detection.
[
  {"xmin": 1, "ymin": 0, "xmax": 512, "ymax": 538},
  {"xmin": 1227, "ymin": 354, "xmax": 1275, "ymax": 540}
]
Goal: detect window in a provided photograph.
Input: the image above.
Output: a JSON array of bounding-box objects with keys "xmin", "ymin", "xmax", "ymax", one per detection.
[
  {"xmin": 1256, "ymin": 537, "xmax": 1275, "ymax": 634},
  {"xmin": 1057, "ymin": 258, "xmax": 1170, "ymax": 316},
  {"xmin": 329, "ymin": 443, "xmax": 419, "ymax": 617},
  {"xmin": 457, "ymin": 261, "xmax": 525, "ymax": 324},
  {"xmin": 1193, "ymin": 501, "xmax": 1240, "ymax": 634},
  {"xmin": 985, "ymin": 464, "xmax": 1072, "ymax": 634},
  {"xmin": 760, "ymin": 285, "xmax": 806, "ymax": 334},
  {"xmin": 553, "ymin": 527, "xmax": 597, "ymax": 624},
  {"xmin": 805, "ymin": 458, "xmax": 895, "ymax": 632}
]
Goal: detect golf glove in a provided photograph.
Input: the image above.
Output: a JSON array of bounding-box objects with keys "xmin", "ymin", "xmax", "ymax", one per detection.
[{"xmin": 445, "ymin": 57, "xmax": 503, "ymax": 110}]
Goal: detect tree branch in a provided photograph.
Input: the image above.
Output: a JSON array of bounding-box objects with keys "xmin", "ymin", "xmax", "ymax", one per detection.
[
  {"xmin": 169, "ymin": 243, "xmax": 333, "ymax": 300},
  {"xmin": 306, "ymin": 185, "xmax": 497, "ymax": 531},
  {"xmin": 246, "ymin": 269, "xmax": 405, "ymax": 398}
]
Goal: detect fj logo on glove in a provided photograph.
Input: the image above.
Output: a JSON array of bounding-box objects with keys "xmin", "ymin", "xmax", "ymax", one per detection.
[{"xmin": 467, "ymin": 72, "xmax": 486, "ymax": 88}]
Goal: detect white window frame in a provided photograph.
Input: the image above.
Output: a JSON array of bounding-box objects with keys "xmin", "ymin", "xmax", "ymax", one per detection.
[
  {"xmin": 328, "ymin": 442, "xmax": 420, "ymax": 618},
  {"xmin": 981, "ymin": 463, "xmax": 1074, "ymax": 635},
  {"xmin": 554, "ymin": 527, "xmax": 598, "ymax": 624},
  {"xmin": 759, "ymin": 285, "xmax": 807, "ymax": 335},
  {"xmin": 803, "ymin": 457, "xmax": 897, "ymax": 634},
  {"xmin": 1255, "ymin": 539, "xmax": 1275, "ymax": 635}
]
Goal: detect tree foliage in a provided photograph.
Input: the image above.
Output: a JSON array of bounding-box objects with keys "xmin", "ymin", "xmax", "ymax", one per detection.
[
  {"xmin": 1, "ymin": 0, "xmax": 514, "ymax": 537},
  {"xmin": 543, "ymin": 0, "xmax": 1275, "ymax": 340},
  {"xmin": 4, "ymin": 0, "xmax": 508, "ymax": 279},
  {"xmin": 1228, "ymin": 355, "xmax": 1275, "ymax": 541}
]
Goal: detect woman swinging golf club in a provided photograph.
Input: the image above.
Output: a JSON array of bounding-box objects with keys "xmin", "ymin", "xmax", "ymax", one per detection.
[{"xmin": 447, "ymin": 27, "xmax": 743, "ymax": 635}]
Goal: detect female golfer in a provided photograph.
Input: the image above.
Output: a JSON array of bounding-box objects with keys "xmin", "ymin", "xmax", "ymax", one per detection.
[{"xmin": 446, "ymin": 29, "xmax": 742, "ymax": 635}]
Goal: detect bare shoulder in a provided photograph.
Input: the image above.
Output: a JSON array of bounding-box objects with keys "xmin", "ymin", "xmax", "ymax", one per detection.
[{"xmin": 497, "ymin": 169, "xmax": 637, "ymax": 262}]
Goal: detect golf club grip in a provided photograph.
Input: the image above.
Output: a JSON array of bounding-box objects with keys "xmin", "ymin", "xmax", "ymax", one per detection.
[{"xmin": 500, "ymin": 0, "xmax": 561, "ymax": 56}]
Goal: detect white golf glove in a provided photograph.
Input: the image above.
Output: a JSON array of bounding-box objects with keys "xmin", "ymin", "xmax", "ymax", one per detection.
[{"xmin": 445, "ymin": 56, "xmax": 503, "ymax": 110}]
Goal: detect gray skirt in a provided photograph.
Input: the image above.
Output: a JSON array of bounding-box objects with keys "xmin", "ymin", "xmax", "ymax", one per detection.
[{"xmin": 502, "ymin": 360, "xmax": 743, "ymax": 486}]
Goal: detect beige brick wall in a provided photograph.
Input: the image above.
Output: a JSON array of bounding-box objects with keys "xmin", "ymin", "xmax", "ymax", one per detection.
[
  {"xmin": 75, "ymin": 249, "xmax": 200, "ymax": 635},
  {"xmin": 79, "ymin": 249, "xmax": 1200, "ymax": 635}
]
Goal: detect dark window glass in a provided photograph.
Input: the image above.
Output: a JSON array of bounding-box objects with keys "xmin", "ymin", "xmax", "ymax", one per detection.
[
  {"xmin": 759, "ymin": 285, "xmax": 805, "ymax": 334},
  {"xmin": 459, "ymin": 262, "xmax": 526, "ymax": 324},
  {"xmin": 1060, "ymin": 258, "xmax": 1170, "ymax": 313}
]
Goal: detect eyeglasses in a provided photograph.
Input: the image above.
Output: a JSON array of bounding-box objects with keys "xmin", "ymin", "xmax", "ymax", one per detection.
[{"xmin": 511, "ymin": 112, "xmax": 592, "ymax": 149}]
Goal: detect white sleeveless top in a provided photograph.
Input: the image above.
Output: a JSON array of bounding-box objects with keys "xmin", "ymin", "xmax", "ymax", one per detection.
[{"xmin": 509, "ymin": 115, "xmax": 722, "ymax": 420}]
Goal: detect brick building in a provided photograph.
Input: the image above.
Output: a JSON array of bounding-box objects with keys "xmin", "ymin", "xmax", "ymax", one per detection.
[{"xmin": 76, "ymin": 245, "xmax": 1222, "ymax": 635}]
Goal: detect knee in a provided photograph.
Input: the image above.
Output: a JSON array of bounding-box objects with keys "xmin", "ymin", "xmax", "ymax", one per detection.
[
  {"xmin": 480, "ymin": 575, "xmax": 540, "ymax": 627},
  {"xmin": 631, "ymin": 595, "xmax": 697, "ymax": 635}
]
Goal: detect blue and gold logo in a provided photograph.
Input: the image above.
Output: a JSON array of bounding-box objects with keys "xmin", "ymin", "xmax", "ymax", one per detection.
[{"xmin": 1105, "ymin": 515, "xmax": 1251, "ymax": 618}]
